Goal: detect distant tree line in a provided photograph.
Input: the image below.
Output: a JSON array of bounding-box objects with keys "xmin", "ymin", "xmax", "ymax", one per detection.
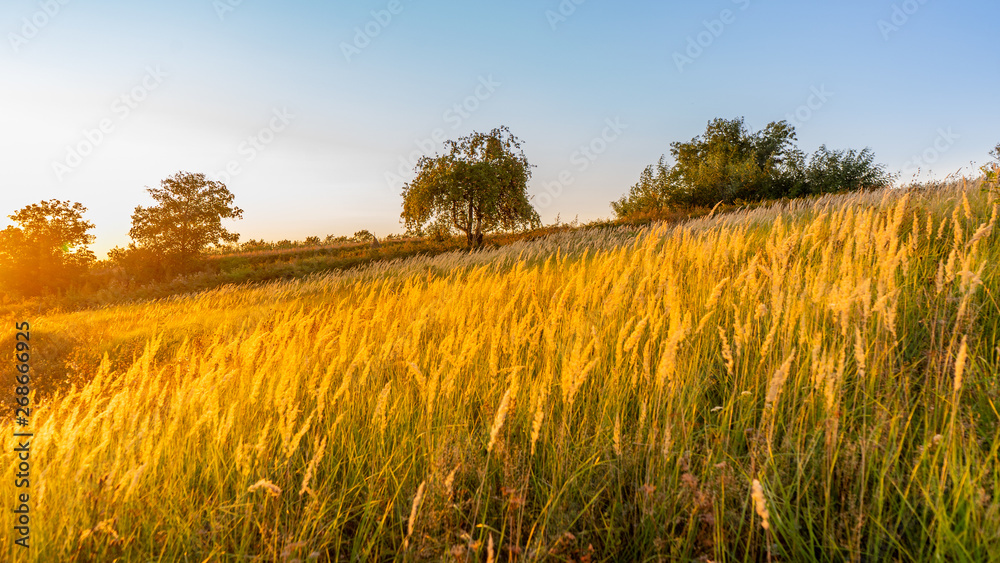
[
  {"xmin": 612, "ymin": 117, "xmax": 896, "ymax": 218},
  {"xmin": 3, "ymin": 126, "xmax": 995, "ymax": 302},
  {"xmin": 0, "ymin": 125, "xmax": 544, "ymax": 301},
  {"xmin": 228, "ymin": 230, "xmax": 399, "ymax": 253}
]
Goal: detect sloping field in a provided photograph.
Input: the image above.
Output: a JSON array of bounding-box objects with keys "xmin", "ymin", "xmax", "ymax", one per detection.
[{"xmin": 3, "ymin": 184, "xmax": 998, "ymax": 561}]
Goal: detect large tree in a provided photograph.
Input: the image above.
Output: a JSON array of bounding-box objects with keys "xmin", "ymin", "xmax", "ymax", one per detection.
[
  {"xmin": 0, "ymin": 200, "xmax": 96, "ymax": 296},
  {"xmin": 401, "ymin": 126, "xmax": 540, "ymax": 248},
  {"xmin": 127, "ymin": 171, "xmax": 243, "ymax": 272},
  {"xmin": 668, "ymin": 117, "xmax": 802, "ymax": 207}
]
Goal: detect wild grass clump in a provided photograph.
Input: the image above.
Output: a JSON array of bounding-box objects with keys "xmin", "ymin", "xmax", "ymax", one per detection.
[{"xmin": 2, "ymin": 181, "xmax": 998, "ymax": 560}]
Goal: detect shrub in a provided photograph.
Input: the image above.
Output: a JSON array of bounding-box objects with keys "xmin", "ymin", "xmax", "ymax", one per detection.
[
  {"xmin": 803, "ymin": 145, "xmax": 893, "ymax": 195},
  {"xmin": 612, "ymin": 117, "xmax": 892, "ymax": 219},
  {"xmin": 611, "ymin": 156, "xmax": 679, "ymax": 217}
]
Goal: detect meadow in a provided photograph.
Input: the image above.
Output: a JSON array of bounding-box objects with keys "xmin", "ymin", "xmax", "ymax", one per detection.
[{"xmin": 2, "ymin": 181, "xmax": 998, "ymax": 561}]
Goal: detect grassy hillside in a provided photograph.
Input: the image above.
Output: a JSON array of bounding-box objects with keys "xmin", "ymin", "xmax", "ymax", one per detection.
[{"xmin": 2, "ymin": 182, "xmax": 998, "ymax": 561}]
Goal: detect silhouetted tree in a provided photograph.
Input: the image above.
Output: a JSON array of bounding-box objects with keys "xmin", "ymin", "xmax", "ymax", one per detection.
[
  {"xmin": 123, "ymin": 171, "xmax": 243, "ymax": 275},
  {"xmin": 0, "ymin": 200, "xmax": 96, "ymax": 296}
]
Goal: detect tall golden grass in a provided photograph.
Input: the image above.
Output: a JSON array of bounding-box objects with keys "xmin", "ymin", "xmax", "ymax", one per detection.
[{"xmin": 2, "ymin": 181, "xmax": 998, "ymax": 560}]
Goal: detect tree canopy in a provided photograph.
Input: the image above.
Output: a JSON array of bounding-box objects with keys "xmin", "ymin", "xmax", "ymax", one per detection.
[
  {"xmin": 613, "ymin": 117, "xmax": 893, "ymax": 218},
  {"xmin": 802, "ymin": 145, "xmax": 892, "ymax": 195},
  {"xmin": 611, "ymin": 156, "xmax": 677, "ymax": 219},
  {"xmin": 401, "ymin": 126, "xmax": 540, "ymax": 248},
  {"xmin": 983, "ymin": 143, "xmax": 1000, "ymax": 191},
  {"xmin": 0, "ymin": 200, "xmax": 96, "ymax": 296},
  {"xmin": 122, "ymin": 171, "xmax": 243, "ymax": 274},
  {"xmin": 670, "ymin": 117, "xmax": 802, "ymax": 206}
]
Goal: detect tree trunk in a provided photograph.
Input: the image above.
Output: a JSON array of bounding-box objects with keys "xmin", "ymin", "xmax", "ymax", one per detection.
[
  {"xmin": 466, "ymin": 199, "xmax": 475, "ymax": 248},
  {"xmin": 473, "ymin": 209, "xmax": 483, "ymax": 248}
]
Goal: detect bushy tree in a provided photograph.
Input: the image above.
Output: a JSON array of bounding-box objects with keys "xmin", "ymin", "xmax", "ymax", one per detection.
[
  {"xmin": 611, "ymin": 156, "xmax": 679, "ymax": 217},
  {"xmin": 668, "ymin": 117, "xmax": 802, "ymax": 207},
  {"xmin": 402, "ymin": 126, "xmax": 540, "ymax": 248},
  {"xmin": 106, "ymin": 244, "xmax": 163, "ymax": 283},
  {"xmin": 0, "ymin": 200, "xmax": 96, "ymax": 296},
  {"xmin": 612, "ymin": 117, "xmax": 892, "ymax": 218},
  {"xmin": 241, "ymin": 239, "xmax": 269, "ymax": 251},
  {"xmin": 119, "ymin": 172, "xmax": 243, "ymax": 276},
  {"xmin": 803, "ymin": 145, "xmax": 893, "ymax": 195}
]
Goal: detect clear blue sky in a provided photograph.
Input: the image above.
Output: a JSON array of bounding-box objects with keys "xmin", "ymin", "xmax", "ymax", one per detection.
[{"xmin": 2, "ymin": 0, "xmax": 998, "ymax": 257}]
